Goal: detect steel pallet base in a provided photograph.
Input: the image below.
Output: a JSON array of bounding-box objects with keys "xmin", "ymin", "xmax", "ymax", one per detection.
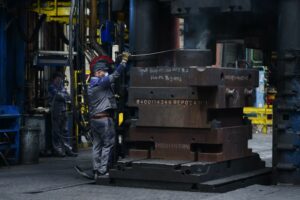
[{"xmin": 96, "ymin": 154, "xmax": 272, "ymax": 192}]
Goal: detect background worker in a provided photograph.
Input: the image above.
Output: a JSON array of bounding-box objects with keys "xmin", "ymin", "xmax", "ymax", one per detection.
[
  {"xmin": 49, "ymin": 72, "xmax": 77, "ymax": 157},
  {"xmin": 88, "ymin": 52, "xmax": 130, "ymax": 178}
]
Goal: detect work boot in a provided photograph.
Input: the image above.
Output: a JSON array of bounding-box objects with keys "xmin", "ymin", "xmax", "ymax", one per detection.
[
  {"xmin": 94, "ymin": 171, "xmax": 101, "ymax": 180},
  {"xmin": 52, "ymin": 148, "xmax": 66, "ymax": 157},
  {"xmin": 100, "ymin": 172, "xmax": 109, "ymax": 177},
  {"xmin": 66, "ymin": 150, "xmax": 78, "ymax": 157},
  {"xmin": 94, "ymin": 171, "xmax": 109, "ymax": 180},
  {"xmin": 99, "ymin": 171, "xmax": 109, "ymax": 177},
  {"xmin": 53, "ymin": 150, "xmax": 66, "ymax": 157}
]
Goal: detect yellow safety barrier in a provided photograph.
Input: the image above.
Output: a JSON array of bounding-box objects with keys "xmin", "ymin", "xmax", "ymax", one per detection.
[{"xmin": 243, "ymin": 105, "xmax": 273, "ymax": 134}]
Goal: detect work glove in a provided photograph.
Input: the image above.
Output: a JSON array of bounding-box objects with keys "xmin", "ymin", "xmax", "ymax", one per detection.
[{"xmin": 121, "ymin": 51, "xmax": 131, "ymax": 64}]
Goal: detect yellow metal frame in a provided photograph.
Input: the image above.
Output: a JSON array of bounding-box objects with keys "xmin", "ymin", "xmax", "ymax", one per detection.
[
  {"xmin": 32, "ymin": 0, "xmax": 72, "ymax": 24},
  {"xmin": 75, "ymin": 70, "xmax": 90, "ymax": 148},
  {"xmin": 243, "ymin": 105, "xmax": 273, "ymax": 134}
]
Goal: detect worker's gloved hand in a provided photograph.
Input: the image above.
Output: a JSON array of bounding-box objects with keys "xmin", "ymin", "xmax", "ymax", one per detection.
[{"xmin": 121, "ymin": 51, "xmax": 130, "ymax": 64}]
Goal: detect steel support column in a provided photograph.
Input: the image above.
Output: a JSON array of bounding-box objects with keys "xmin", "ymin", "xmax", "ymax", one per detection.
[
  {"xmin": 274, "ymin": 0, "xmax": 300, "ymax": 184},
  {"xmin": 6, "ymin": 9, "xmax": 25, "ymax": 109},
  {"xmin": 0, "ymin": 7, "xmax": 7, "ymax": 104},
  {"xmin": 129, "ymin": 0, "xmax": 159, "ymax": 66},
  {"xmin": 13, "ymin": 13, "xmax": 26, "ymax": 108}
]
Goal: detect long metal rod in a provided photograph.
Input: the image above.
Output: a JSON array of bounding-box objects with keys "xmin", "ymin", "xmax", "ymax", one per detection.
[
  {"xmin": 38, "ymin": 50, "xmax": 78, "ymax": 55},
  {"xmin": 69, "ymin": 0, "xmax": 76, "ymax": 149},
  {"xmin": 108, "ymin": 0, "xmax": 111, "ymax": 21},
  {"xmin": 89, "ymin": 0, "xmax": 105, "ymax": 56},
  {"xmin": 0, "ymin": 7, "xmax": 7, "ymax": 104},
  {"xmin": 55, "ymin": 0, "xmax": 58, "ymax": 16}
]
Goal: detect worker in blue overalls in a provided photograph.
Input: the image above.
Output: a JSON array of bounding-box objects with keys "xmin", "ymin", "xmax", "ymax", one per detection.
[
  {"xmin": 49, "ymin": 72, "xmax": 77, "ymax": 157},
  {"xmin": 88, "ymin": 52, "xmax": 129, "ymax": 178}
]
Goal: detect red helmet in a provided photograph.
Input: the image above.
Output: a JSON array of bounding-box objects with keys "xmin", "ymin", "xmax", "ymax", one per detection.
[{"xmin": 90, "ymin": 55, "xmax": 114, "ymax": 73}]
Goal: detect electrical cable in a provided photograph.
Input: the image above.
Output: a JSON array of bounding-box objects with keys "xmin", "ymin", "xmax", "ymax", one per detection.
[
  {"xmin": 130, "ymin": 49, "xmax": 180, "ymax": 57},
  {"xmin": 58, "ymin": 24, "xmax": 69, "ymax": 45},
  {"xmin": 116, "ymin": 48, "xmax": 203, "ymax": 58},
  {"xmin": 16, "ymin": 13, "xmax": 47, "ymax": 43}
]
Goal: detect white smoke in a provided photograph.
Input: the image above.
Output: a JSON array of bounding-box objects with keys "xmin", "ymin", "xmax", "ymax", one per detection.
[{"xmin": 196, "ymin": 29, "xmax": 211, "ymax": 50}]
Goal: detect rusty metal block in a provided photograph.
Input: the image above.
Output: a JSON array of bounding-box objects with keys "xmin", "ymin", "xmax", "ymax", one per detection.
[
  {"xmin": 128, "ymin": 150, "xmax": 150, "ymax": 159},
  {"xmin": 128, "ymin": 67, "xmax": 258, "ymax": 128},
  {"xmin": 129, "ymin": 67, "xmax": 258, "ymax": 88},
  {"xmin": 107, "ymin": 154, "xmax": 270, "ymax": 192},
  {"xmin": 126, "ymin": 126, "xmax": 253, "ymax": 162}
]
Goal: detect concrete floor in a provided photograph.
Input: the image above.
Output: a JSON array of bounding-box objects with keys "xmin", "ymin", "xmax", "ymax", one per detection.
[
  {"xmin": 248, "ymin": 129, "xmax": 272, "ymax": 167},
  {"xmin": 0, "ymin": 130, "xmax": 299, "ymax": 200}
]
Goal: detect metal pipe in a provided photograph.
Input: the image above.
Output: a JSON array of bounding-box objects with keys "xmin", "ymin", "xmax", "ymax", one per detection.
[
  {"xmin": 38, "ymin": 50, "xmax": 78, "ymax": 55},
  {"xmin": 69, "ymin": 0, "xmax": 76, "ymax": 149},
  {"xmin": 79, "ymin": 0, "xmax": 87, "ymax": 84},
  {"xmin": 79, "ymin": 0, "xmax": 90, "ymax": 143},
  {"xmin": 54, "ymin": 0, "xmax": 58, "ymax": 16},
  {"xmin": 16, "ymin": 14, "xmax": 46, "ymax": 43},
  {"xmin": 89, "ymin": 0, "xmax": 105, "ymax": 56},
  {"xmin": 0, "ymin": 7, "xmax": 7, "ymax": 104},
  {"xmin": 79, "ymin": 0, "xmax": 85, "ymax": 48},
  {"xmin": 108, "ymin": 0, "xmax": 111, "ymax": 21}
]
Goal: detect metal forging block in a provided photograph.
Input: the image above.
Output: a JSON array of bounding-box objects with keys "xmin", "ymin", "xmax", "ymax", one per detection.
[
  {"xmin": 127, "ymin": 126, "xmax": 253, "ymax": 162},
  {"xmin": 128, "ymin": 66, "xmax": 258, "ymax": 128}
]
